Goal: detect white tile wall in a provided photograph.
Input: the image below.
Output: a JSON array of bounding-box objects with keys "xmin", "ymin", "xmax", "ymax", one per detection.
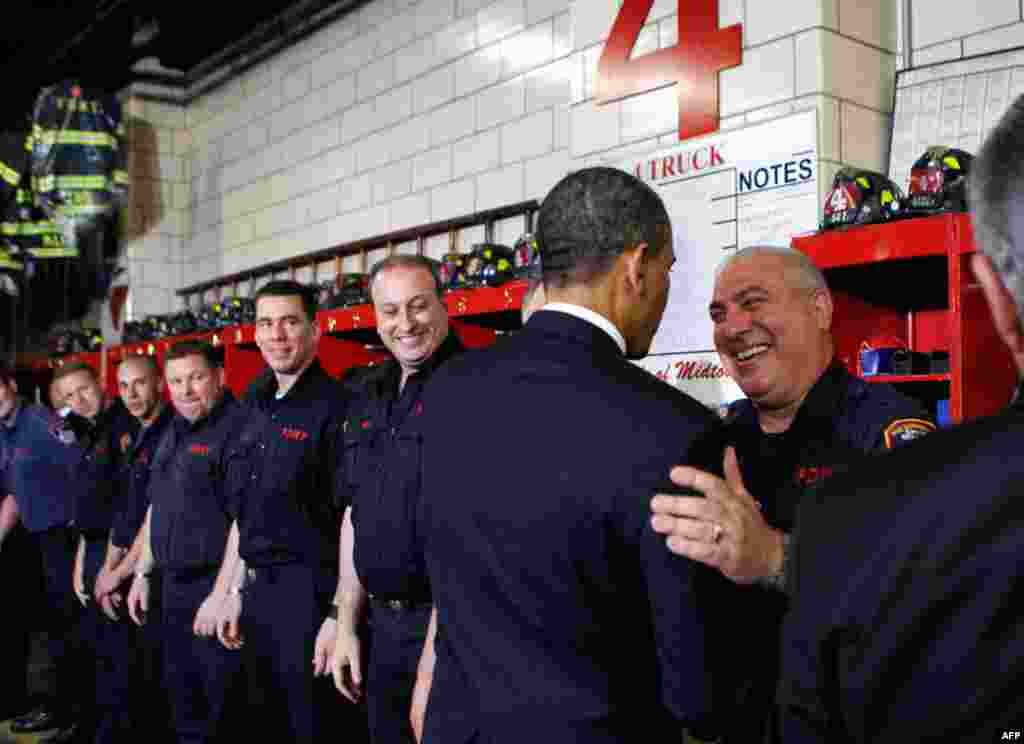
[
  {"xmin": 454, "ymin": 46, "xmax": 503, "ymax": 97},
  {"xmin": 502, "ymin": 20, "xmax": 554, "ymax": 79},
  {"xmin": 477, "ymin": 76, "xmax": 526, "ymax": 130},
  {"xmin": 429, "ymin": 96, "xmax": 477, "ymax": 145},
  {"xmin": 414, "ymin": 65, "xmax": 456, "ymax": 113},
  {"xmin": 154, "ymin": 0, "xmax": 946, "ymax": 301},
  {"xmin": 478, "ymin": 0, "xmax": 527, "ymax": 46},
  {"xmin": 914, "ymin": 40, "xmax": 963, "ymax": 68},
  {"xmin": 431, "ymin": 177, "xmax": 477, "ymax": 220},
  {"xmin": 501, "ymin": 109, "xmax": 554, "ymax": 163},
  {"xmin": 453, "ymin": 129, "xmax": 501, "ymax": 178},
  {"xmin": 963, "ymin": 22, "xmax": 1024, "ymax": 58},
  {"xmin": 389, "ymin": 191, "xmax": 433, "ymax": 230},
  {"xmin": 476, "ymin": 161, "xmax": 524, "ymax": 210},
  {"xmin": 721, "ymin": 37, "xmax": 795, "ymax": 117},
  {"xmin": 912, "ymin": 0, "xmax": 1018, "ymax": 50},
  {"xmin": 745, "ymin": 0, "xmax": 830, "ymax": 46},
  {"xmin": 412, "ymin": 145, "xmax": 454, "ymax": 190}
]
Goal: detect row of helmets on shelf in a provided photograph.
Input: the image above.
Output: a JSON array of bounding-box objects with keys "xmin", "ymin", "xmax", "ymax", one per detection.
[
  {"xmin": 821, "ymin": 146, "xmax": 973, "ymax": 230},
  {"xmin": 119, "ymin": 234, "xmax": 542, "ymax": 345}
]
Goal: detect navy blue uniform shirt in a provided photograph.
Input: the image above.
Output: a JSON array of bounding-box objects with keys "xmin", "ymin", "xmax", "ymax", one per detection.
[
  {"xmin": 720, "ymin": 360, "xmax": 935, "ymax": 742},
  {"xmin": 110, "ymin": 405, "xmax": 173, "ymax": 549},
  {"xmin": 780, "ymin": 405, "xmax": 1024, "ymax": 743},
  {"xmin": 237, "ymin": 359, "xmax": 349, "ymax": 569},
  {"xmin": 67, "ymin": 398, "xmax": 138, "ymax": 534},
  {"xmin": 0, "ymin": 399, "xmax": 78, "ymax": 532},
  {"xmin": 345, "ymin": 332, "xmax": 464, "ymax": 599},
  {"xmin": 149, "ymin": 392, "xmax": 253, "ymax": 572}
]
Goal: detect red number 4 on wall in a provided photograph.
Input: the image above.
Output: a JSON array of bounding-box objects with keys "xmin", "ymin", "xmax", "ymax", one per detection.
[{"xmin": 595, "ymin": 0, "xmax": 742, "ymax": 142}]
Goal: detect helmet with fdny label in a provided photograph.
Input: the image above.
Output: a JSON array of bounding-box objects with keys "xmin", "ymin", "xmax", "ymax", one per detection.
[
  {"xmin": 464, "ymin": 243, "xmax": 515, "ymax": 287},
  {"xmin": 822, "ymin": 167, "xmax": 903, "ymax": 229},
  {"xmin": 439, "ymin": 252, "xmax": 469, "ymax": 291},
  {"xmin": 512, "ymin": 233, "xmax": 540, "ymax": 278},
  {"xmin": 216, "ymin": 296, "xmax": 255, "ymax": 326},
  {"xmin": 907, "ymin": 146, "xmax": 973, "ymax": 213}
]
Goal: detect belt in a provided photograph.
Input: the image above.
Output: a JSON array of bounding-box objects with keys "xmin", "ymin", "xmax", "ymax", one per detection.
[{"xmin": 369, "ymin": 594, "xmax": 431, "ymax": 612}]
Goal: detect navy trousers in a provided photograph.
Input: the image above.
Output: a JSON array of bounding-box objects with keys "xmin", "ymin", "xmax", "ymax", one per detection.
[
  {"xmin": 0, "ymin": 524, "xmax": 37, "ymax": 719},
  {"xmin": 242, "ymin": 562, "xmax": 368, "ymax": 744},
  {"xmin": 82, "ymin": 537, "xmax": 137, "ymax": 744},
  {"xmin": 36, "ymin": 526, "xmax": 89, "ymax": 720},
  {"xmin": 366, "ymin": 602, "xmax": 432, "ymax": 744},
  {"xmin": 162, "ymin": 567, "xmax": 243, "ymax": 744}
]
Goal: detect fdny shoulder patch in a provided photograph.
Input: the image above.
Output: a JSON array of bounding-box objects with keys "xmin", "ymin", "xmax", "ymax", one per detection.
[
  {"xmin": 883, "ymin": 418, "xmax": 936, "ymax": 449},
  {"xmin": 120, "ymin": 432, "xmax": 133, "ymax": 454}
]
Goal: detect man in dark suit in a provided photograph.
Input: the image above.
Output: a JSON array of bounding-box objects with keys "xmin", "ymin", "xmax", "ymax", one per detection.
[
  {"xmin": 773, "ymin": 95, "xmax": 1024, "ymax": 742},
  {"xmin": 412, "ymin": 167, "xmax": 729, "ymax": 744}
]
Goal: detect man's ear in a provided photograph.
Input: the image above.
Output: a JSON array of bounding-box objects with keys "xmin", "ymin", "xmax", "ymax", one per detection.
[
  {"xmin": 621, "ymin": 243, "xmax": 649, "ymax": 294},
  {"xmin": 810, "ymin": 287, "xmax": 834, "ymax": 332},
  {"xmin": 972, "ymin": 252, "xmax": 1024, "ymax": 367}
]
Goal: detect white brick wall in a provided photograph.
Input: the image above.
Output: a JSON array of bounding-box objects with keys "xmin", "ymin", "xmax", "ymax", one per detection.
[{"xmin": 112, "ymin": 0, "xmax": 932, "ymax": 312}]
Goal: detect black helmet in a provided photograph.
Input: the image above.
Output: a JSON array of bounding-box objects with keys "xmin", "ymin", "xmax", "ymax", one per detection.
[
  {"xmin": 195, "ymin": 304, "xmax": 221, "ymax": 332},
  {"xmin": 316, "ymin": 280, "xmax": 338, "ymax": 308},
  {"xmin": 122, "ymin": 320, "xmax": 145, "ymax": 344},
  {"xmin": 217, "ymin": 296, "xmax": 254, "ymax": 326},
  {"xmin": 169, "ymin": 310, "xmax": 198, "ymax": 337},
  {"xmin": 439, "ymin": 252, "xmax": 469, "ymax": 291},
  {"xmin": 822, "ymin": 167, "xmax": 902, "ymax": 229},
  {"xmin": 337, "ymin": 274, "xmax": 370, "ymax": 308},
  {"xmin": 512, "ymin": 233, "xmax": 540, "ymax": 278},
  {"xmin": 465, "ymin": 243, "xmax": 515, "ymax": 287},
  {"xmin": 50, "ymin": 329, "xmax": 75, "ymax": 356},
  {"xmin": 907, "ymin": 146, "xmax": 973, "ymax": 213},
  {"xmin": 80, "ymin": 327, "xmax": 103, "ymax": 352}
]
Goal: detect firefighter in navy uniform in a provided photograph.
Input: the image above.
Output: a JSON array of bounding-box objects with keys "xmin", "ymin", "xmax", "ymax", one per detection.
[
  {"xmin": 210, "ymin": 280, "xmax": 366, "ymax": 744},
  {"xmin": 126, "ymin": 342, "xmax": 250, "ymax": 744},
  {"xmin": 776, "ymin": 93, "xmax": 1024, "ymax": 744},
  {"xmin": 54, "ymin": 361, "xmax": 138, "ymax": 744},
  {"xmin": 0, "ymin": 366, "xmax": 53, "ymax": 724},
  {"xmin": 651, "ymin": 245, "xmax": 935, "ymax": 743},
  {"xmin": 328, "ymin": 255, "xmax": 463, "ymax": 744},
  {"xmin": 1, "ymin": 365, "xmax": 84, "ymax": 737},
  {"xmin": 93, "ymin": 355, "xmax": 174, "ymax": 742}
]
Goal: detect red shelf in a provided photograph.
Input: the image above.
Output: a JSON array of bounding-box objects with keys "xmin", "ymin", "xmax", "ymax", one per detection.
[
  {"xmin": 862, "ymin": 373, "xmax": 951, "ymax": 384},
  {"xmin": 793, "ymin": 213, "xmax": 976, "ymax": 269}
]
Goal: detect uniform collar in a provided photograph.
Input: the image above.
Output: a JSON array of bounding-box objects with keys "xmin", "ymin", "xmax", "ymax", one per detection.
[
  {"xmin": 135, "ymin": 404, "xmax": 173, "ymax": 446},
  {"xmin": 781, "ymin": 359, "xmax": 851, "ymax": 437},
  {"xmin": 174, "ymin": 389, "xmax": 236, "ymax": 435},
  {"xmin": 541, "ymin": 303, "xmax": 626, "ymax": 355},
  {"xmin": 376, "ymin": 330, "xmax": 466, "ymax": 394},
  {"xmin": 248, "ymin": 358, "xmax": 330, "ymax": 404},
  {"xmin": 726, "ymin": 359, "xmax": 848, "ymax": 439}
]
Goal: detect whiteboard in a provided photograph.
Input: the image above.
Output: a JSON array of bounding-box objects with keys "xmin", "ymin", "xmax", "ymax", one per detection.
[{"xmin": 614, "ymin": 110, "xmax": 820, "ymax": 404}]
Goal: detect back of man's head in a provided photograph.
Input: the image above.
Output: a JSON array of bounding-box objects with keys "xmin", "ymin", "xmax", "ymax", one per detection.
[
  {"xmin": 537, "ymin": 167, "xmax": 670, "ymax": 288},
  {"xmin": 970, "ymin": 94, "xmax": 1024, "ymax": 316}
]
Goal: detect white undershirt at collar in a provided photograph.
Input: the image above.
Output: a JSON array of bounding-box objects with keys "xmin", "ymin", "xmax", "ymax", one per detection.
[{"xmin": 541, "ymin": 302, "xmax": 627, "ymax": 355}]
